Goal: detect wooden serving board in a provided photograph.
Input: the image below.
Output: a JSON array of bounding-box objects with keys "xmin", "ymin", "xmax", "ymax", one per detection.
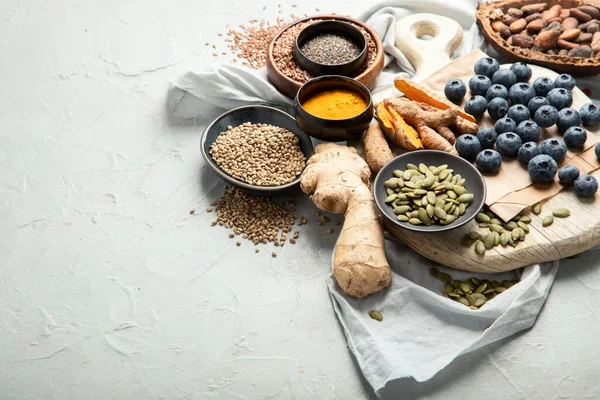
[{"xmin": 379, "ymin": 15, "xmax": 600, "ymax": 272}]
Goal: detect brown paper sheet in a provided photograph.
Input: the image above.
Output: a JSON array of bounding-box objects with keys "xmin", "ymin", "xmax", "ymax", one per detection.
[{"xmin": 420, "ymin": 50, "xmax": 600, "ymax": 221}]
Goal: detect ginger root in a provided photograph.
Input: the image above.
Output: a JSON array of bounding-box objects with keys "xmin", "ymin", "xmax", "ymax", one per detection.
[
  {"xmin": 300, "ymin": 143, "xmax": 391, "ymax": 298},
  {"xmin": 363, "ymin": 122, "xmax": 393, "ymax": 176},
  {"xmin": 417, "ymin": 102, "xmax": 479, "ymax": 136}
]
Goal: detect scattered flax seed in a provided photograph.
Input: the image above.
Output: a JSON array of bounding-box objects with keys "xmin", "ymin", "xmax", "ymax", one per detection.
[
  {"xmin": 255, "ymin": 248, "xmax": 260, "ymax": 253},
  {"xmin": 236, "ymin": 242, "xmax": 241, "ymax": 246},
  {"xmin": 210, "ymin": 201, "xmax": 217, "ymax": 206},
  {"xmin": 315, "ymin": 8, "xmax": 320, "ymax": 11},
  {"xmin": 322, "ymin": 216, "xmax": 330, "ymax": 223},
  {"xmin": 205, "ymin": 42, "xmax": 210, "ymax": 46},
  {"xmin": 229, "ymin": 234, "xmax": 234, "ymax": 238},
  {"xmin": 316, "ymin": 220, "xmax": 323, "ymax": 226},
  {"xmin": 207, "ymin": 207, "xmax": 213, "ymax": 213},
  {"xmin": 290, "ymin": 238, "xmax": 296, "ymax": 244},
  {"xmin": 218, "ymin": 33, "xmax": 223, "ymax": 36},
  {"xmin": 211, "ymin": 221, "xmax": 217, "ymax": 226},
  {"xmin": 212, "ymin": 44, "xmax": 216, "ymax": 49},
  {"xmin": 272, "ymin": 252, "xmax": 277, "ymax": 257},
  {"xmin": 213, "ymin": 53, "xmax": 218, "ymax": 57},
  {"xmin": 189, "ymin": 208, "xmax": 195, "ymax": 214}
]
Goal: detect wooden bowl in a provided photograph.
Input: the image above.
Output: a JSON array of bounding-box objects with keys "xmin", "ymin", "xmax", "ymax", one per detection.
[
  {"xmin": 476, "ymin": 0, "xmax": 600, "ymax": 76},
  {"xmin": 266, "ymin": 15, "xmax": 385, "ymax": 99}
]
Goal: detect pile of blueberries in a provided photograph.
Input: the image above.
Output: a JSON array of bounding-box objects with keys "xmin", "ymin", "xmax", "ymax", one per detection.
[{"xmin": 444, "ymin": 56, "xmax": 600, "ymax": 198}]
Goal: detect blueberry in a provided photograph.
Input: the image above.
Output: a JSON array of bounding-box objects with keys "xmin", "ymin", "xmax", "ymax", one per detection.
[
  {"xmin": 444, "ymin": 78, "xmax": 467, "ymax": 103},
  {"xmin": 495, "ymin": 117, "xmax": 517, "ymax": 134},
  {"xmin": 510, "ymin": 62, "xmax": 532, "ymax": 83},
  {"xmin": 476, "ymin": 149, "xmax": 502, "ymax": 174},
  {"xmin": 554, "ymin": 74, "xmax": 576, "ymax": 90},
  {"xmin": 474, "ymin": 57, "xmax": 500, "ymax": 78},
  {"xmin": 486, "ymin": 84, "xmax": 509, "ymax": 102},
  {"xmin": 468, "ymin": 75, "xmax": 493, "ymax": 96},
  {"xmin": 518, "ymin": 142, "xmax": 541, "ymax": 164},
  {"xmin": 527, "ymin": 96, "xmax": 550, "ymax": 115},
  {"xmin": 580, "ymin": 103, "xmax": 600, "ymax": 126},
  {"xmin": 596, "ymin": 143, "xmax": 600, "ymax": 160},
  {"xmin": 563, "ymin": 126, "xmax": 587, "ymax": 148},
  {"xmin": 533, "ymin": 76, "xmax": 555, "ymax": 97},
  {"xmin": 556, "ymin": 108, "xmax": 581, "ymax": 134},
  {"xmin": 534, "ymin": 105, "xmax": 559, "ymax": 128},
  {"xmin": 509, "ymin": 82, "xmax": 536, "ymax": 105},
  {"xmin": 540, "ymin": 138, "xmax": 567, "ymax": 163},
  {"xmin": 455, "ymin": 134, "xmax": 482, "ymax": 160},
  {"xmin": 558, "ymin": 165, "xmax": 580, "ymax": 185},
  {"xmin": 496, "ymin": 132, "xmax": 522, "ymax": 157},
  {"xmin": 528, "ymin": 154, "xmax": 558, "ymax": 183},
  {"xmin": 516, "ymin": 120, "xmax": 541, "ymax": 142},
  {"xmin": 507, "ymin": 104, "xmax": 531, "ymax": 124},
  {"xmin": 488, "ymin": 98, "xmax": 509, "ymax": 120},
  {"xmin": 574, "ymin": 174, "xmax": 599, "ymax": 197},
  {"xmin": 492, "ymin": 69, "xmax": 517, "ymax": 89},
  {"xmin": 476, "ymin": 127, "xmax": 498, "ymax": 149},
  {"xmin": 464, "ymin": 96, "xmax": 488, "ymax": 119},
  {"xmin": 546, "ymin": 88, "xmax": 573, "ymax": 110}
]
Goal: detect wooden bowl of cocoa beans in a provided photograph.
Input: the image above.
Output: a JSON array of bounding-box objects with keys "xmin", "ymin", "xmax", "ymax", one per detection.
[{"xmin": 476, "ymin": 0, "xmax": 600, "ymax": 75}]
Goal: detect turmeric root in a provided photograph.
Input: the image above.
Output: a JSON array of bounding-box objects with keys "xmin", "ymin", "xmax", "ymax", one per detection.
[
  {"xmin": 363, "ymin": 122, "xmax": 393, "ymax": 176},
  {"xmin": 384, "ymin": 98, "xmax": 458, "ymax": 155},
  {"xmin": 394, "ymin": 76, "xmax": 476, "ymax": 123},
  {"xmin": 375, "ymin": 102, "xmax": 423, "ymax": 150},
  {"xmin": 300, "ymin": 143, "xmax": 391, "ymax": 298},
  {"xmin": 418, "ymin": 102, "xmax": 479, "ymax": 136}
]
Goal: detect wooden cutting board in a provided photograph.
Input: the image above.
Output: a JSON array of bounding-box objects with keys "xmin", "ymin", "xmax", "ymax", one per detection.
[{"xmin": 379, "ymin": 15, "xmax": 600, "ymax": 272}]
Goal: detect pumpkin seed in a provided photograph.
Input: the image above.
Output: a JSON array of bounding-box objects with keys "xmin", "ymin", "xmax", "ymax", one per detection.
[
  {"xmin": 385, "ymin": 178, "xmax": 398, "ymax": 189},
  {"xmin": 437, "ymin": 164, "xmax": 448, "ymax": 172},
  {"xmin": 404, "ymin": 181, "xmax": 415, "ymax": 189},
  {"xmin": 458, "ymin": 203, "xmax": 466, "ymax": 216},
  {"xmin": 511, "ymin": 228, "xmax": 522, "ymax": 240},
  {"xmin": 418, "ymin": 208, "xmax": 431, "ymax": 225},
  {"xmin": 409, "ymin": 218, "xmax": 422, "ymax": 225},
  {"xmin": 502, "ymin": 280, "xmax": 514, "ymax": 288},
  {"xmin": 460, "ymin": 282, "xmax": 471, "ymax": 293},
  {"xmin": 414, "ymin": 181, "xmax": 423, "ymax": 189},
  {"xmin": 474, "ymin": 296, "xmax": 486, "ymax": 307},
  {"xmin": 455, "ymin": 288, "xmax": 465, "ymax": 295},
  {"xmin": 429, "ymin": 267, "xmax": 439, "ymax": 277},
  {"xmin": 438, "ymin": 193, "xmax": 448, "ymax": 201},
  {"xmin": 475, "ymin": 283, "xmax": 487, "ymax": 293},
  {"xmin": 552, "ymin": 208, "xmax": 570, "ymax": 218},
  {"xmin": 470, "ymin": 277, "xmax": 481, "ymax": 286},
  {"xmin": 392, "ymin": 169, "xmax": 403, "ymax": 178},
  {"xmin": 418, "ymin": 163, "xmax": 428, "ymax": 174},
  {"xmin": 491, "ymin": 280, "xmax": 501, "ymax": 289},
  {"xmin": 440, "ymin": 215, "xmax": 456, "ymax": 225},
  {"xmin": 508, "ymin": 238, "xmax": 518, "ymax": 247},
  {"xmin": 422, "ymin": 176, "xmax": 435, "ymax": 188},
  {"xmin": 493, "ymin": 231, "xmax": 501, "ymax": 246},
  {"xmin": 426, "ymin": 204, "xmax": 435, "ymax": 218},
  {"xmin": 427, "ymin": 191, "xmax": 437, "ymax": 204},
  {"xmin": 500, "ymin": 231, "xmax": 511, "ymax": 246},
  {"xmin": 406, "ymin": 163, "xmax": 418, "ymax": 171},
  {"xmin": 439, "ymin": 169, "xmax": 450, "ymax": 180},
  {"xmin": 519, "ymin": 215, "xmax": 532, "ymax": 223},
  {"xmin": 504, "ymin": 221, "xmax": 518, "ymax": 230},
  {"xmin": 484, "ymin": 233, "xmax": 495, "ymax": 249},
  {"xmin": 511, "ymin": 214, "xmax": 521, "ymax": 221},
  {"xmin": 532, "ymin": 202, "xmax": 542, "ymax": 215},
  {"xmin": 479, "ymin": 223, "xmax": 489, "ymax": 228},
  {"xmin": 489, "ymin": 218, "xmax": 502, "ymax": 225},
  {"xmin": 436, "ymin": 272, "xmax": 452, "ymax": 282},
  {"xmin": 495, "ymin": 287, "xmax": 508, "ymax": 293},
  {"xmin": 397, "ymin": 193, "xmax": 408, "ymax": 201},
  {"xmin": 453, "ymin": 207, "xmax": 460, "ymax": 217},
  {"xmin": 476, "ymin": 213, "xmax": 490, "ymax": 223},
  {"xmin": 489, "ymin": 224, "xmax": 504, "ymax": 233},
  {"xmin": 394, "ymin": 205, "xmax": 411, "ymax": 214},
  {"xmin": 385, "ymin": 194, "xmax": 397, "ymax": 203},
  {"xmin": 451, "ymin": 279, "xmax": 461, "ymax": 288},
  {"xmin": 475, "ymin": 240, "xmax": 486, "ymax": 255},
  {"xmin": 453, "ymin": 185, "xmax": 467, "ymax": 196},
  {"xmin": 397, "ymin": 215, "xmax": 409, "ymax": 222},
  {"xmin": 466, "ymin": 294, "xmax": 476, "ymax": 305},
  {"xmin": 457, "ymin": 297, "xmax": 470, "ymax": 306},
  {"xmin": 386, "ymin": 188, "xmax": 394, "ymax": 196},
  {"xmin": 447, "ymin": 292, "xmax": 460, "ymax": 298},
  {"xmin": 369, "ymin": 310, "xmax": 383, "ymax": 321},
  {"xmin": 469, "ymin": 231, "xmax": 480, "ymax": 240},
  {"xmin": 448, "ymin": 204, "xmax": 456, "ymax": 214},
  {"xmin": 403, "ymin": 170, "xmax": 414, "ymax": 180},
  {"xmin": 444, "ymin": 202, "xmax": 453, "ymax": 212},
  {"xmin": 421, "ymin": 196, "xmax": 429, "ymax": 207},
  {"xmin": 483, "ymin": 288, "xmax": 495, "ymax": 295},
  {"xmin": 517, "ymin": 221, "xmax": 529, "ymax": 233},
  {"xmin": 434, "ymin": 207, "xmax": 447, "ymax": 220},
  {"xmin": 447, "ymin": 190, "xmax": 457, "ymax": 199},
  {"xmin": 410, "ymin": 210, "xmax": 419, "ymax": 218},
  {"xmin": 435, "ymin": 199, "xmax": 445, "ymax": 209},
  {"xmin": 456, "ymin": 178, "xmax": 466, "ymax": 186},
  {"xmin": 414, "ymin": 188, "xmax": 427, "ymax": 196},
  {"xmin": 457, "ymin": 193, "xmax": 473, "ymax": 203},
  {"xmin": 443, "ymin": 282, "xmax": 455, "ymax": 294},
  {"xmin": 542, "ymin": 215, "xmax": 554, "ymax": 227},
  {"xmin": 469, "ymin": 305, "xmax": 479, "ymax": 310}
]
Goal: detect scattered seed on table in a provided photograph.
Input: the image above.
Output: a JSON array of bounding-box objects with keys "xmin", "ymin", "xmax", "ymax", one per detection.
[
  {"xmin": 207, "ymin": 207, "xmax": 213, "ymax": 212},
  {"xmin": 272, "ymin": 252, "xmax": 277, "ymax": 257},
  {"xmin": 211, "ymin": 221, "xmax": 217, "ymax": 226},
  {"xmin": 236, "ymin": 242, "xmax": 241, "ymax": 246},
  {"xmin": 316, "ymin": 220, "xmax": 323, "ymax": 226},
  {"xmin": 327, "ymin": 228, "xmax": 334, "ymax": 234},
  {"xmin": 205, "ymin": 42, "xmax": 209, "ymax": 46},
  {"xmin": 368, "ymin": 310, "xmax": 383, "ymax": 321},
  {"xmin": 229, "ymin": 234, "xmax": 234, "ymax": 239},
  {"xmin": 189, "ymin": 208, "xmax": 195, "ymax": 214},
  {"xmin": 213, "ymin": 53, "xmax": 218, "ymax": 57},
  {"xmin": 290, "ymin": 238, "xmax": 296, "ymax": 244},
  {"xmin": 255, "ymin": 248, "xmax": 260, "ymax": 253}
]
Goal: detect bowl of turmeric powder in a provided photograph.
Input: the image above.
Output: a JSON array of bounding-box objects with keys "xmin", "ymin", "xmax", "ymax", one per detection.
[{"xmin": 294, "ymin": 75, "xmax": 374, "ymax": 141}]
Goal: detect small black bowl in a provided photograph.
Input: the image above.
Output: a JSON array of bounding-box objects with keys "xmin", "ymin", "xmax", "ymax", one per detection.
[
  {"xmin": 374, "ymin": 150, "xmax": 487, "ymax": 233},
  {"xmin": 294, "ymin": 20, "xmax": 368, "ymax": 77},
  {"xmin": 200, "ymin": 105, "xmax": 314, "ymax": 194},
  {"xmin": 294, "ymin": 75, "xmax": 374, "ymax": 142}
]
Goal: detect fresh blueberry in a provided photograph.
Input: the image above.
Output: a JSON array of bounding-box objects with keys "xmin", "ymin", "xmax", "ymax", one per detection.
[
  {"xmin": 516, "ymin": 120, "xmax": 541, "ymax": 142},
  {"xmin": 596, "ymin": 143, "xmax": 600, "ymax": 160},
  {"xmin": 563, "ymin": 126, "xmax": 587, "ymax": 148},
  {"xmin": 518, "ymin": 142, "xmax": 541, "ymax": 164},
  {"xmin": 476, "ymin": 149, "xmax": 503, "ymax": 174},
  {"xmin": 556, "ymin": 108, "xmax": 581, "ymax": 134},
  {"xmin": 554, "ymin": 74, "xmax": 576, "ymax": 90},
  {"xmin": 574, "ymin": 174, "xmax": 599, "ymax": 197},
  {"xmin": 486, "ymin": 84, "xmax": 509, "ymax": 102},
  {"xmin": 580, "ymin": 103, "xmax": 600, "ymax": 126},
  {"xmin": 495, "ymin": 117, "xmax": 517, "ymax": 134},
  {"xmin": 455, "ymin": 134, "xmax": 482, "ymax": 160},
  {"xmin": 492, "ymin": 69, "xmax": 517, "ymax": 89},
  {"xmin": 533, "ymin": 76, "xmax": 555, "ymax": 97},
  {"xmin": 558, "ymin": 165, "xmax": 580, "ymax": 185},
  {"xmin": 527, "ymin": 96, "xmax": 550, "ymax": 115},
  {"xmin": 468, "ymin": 75, "xmax": 493, "ymax": 96},
  {"xmin": 495, "ymin": 132, "xmax": 522, "ymax": 157},
  {"xmin": 476, "ymin": 127, "xmax": 498, "ymax": 149},
  {"xmin": 546, "ymin": 88, "xmax": 573, "ymax": 110},
  {"xmin": 464, "ymin": 96, "xmax": 488, "ymax": 119},
  {"xmin": 509, "ymin": 82, "xmax": 536, "ymax": 105},
  {"xmin": 540, "ymin": 138, "xmax": 567, "ymax": 163},
  {"xmin": 444, "ymin": 78, "xmax": 467, "ymax": 103},
  {"xmin": 510, "ymin": 62, "xmax": 532, "ymax": 82},
  {"xmin": 507, "ymin": 104, "xmax": 531, "ymax": 124},
  {"xmin": 528, "ymin": 154, "xmax": 558, "ymax": 183},
  {"xmin": 534, "ymin": 105, "xmax": 559, "ymax": 128},
  {"xmin": 474, "ymin": 57, "xmax": 500, "ymax": 78},
  {"xmin": 488, "ymin": 98, "xmax": 509, "ymax": 120}
]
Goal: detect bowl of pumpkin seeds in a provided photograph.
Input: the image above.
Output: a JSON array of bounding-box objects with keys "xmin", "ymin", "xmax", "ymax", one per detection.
[{"xmin": 373, "ymin": 150, "xmax": 487, "ymax": 233}]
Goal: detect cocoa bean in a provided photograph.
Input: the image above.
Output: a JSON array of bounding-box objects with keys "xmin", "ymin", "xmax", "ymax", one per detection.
[
  {"xmin": 559, "ymin": 9, "xmax": 570, "ymax": 19},
  {"xmin": 508, "ymin": 7, "xmax": 524, "ymax": 18},
  {"xmin": 527, "ymin": 19, "xmax": 547, "ymax": 33},
  {"xmin": 587, "ymin": 23, "xmax": 600, "ymax": 34},
  {"xmin": 578, "ymin": 19, "xmax": 598, "ymax": 31},
  {"xmin": 492, "ymin": 20, "xmax": 508, "ymax": 32},
  {"xmin": 510, "ymin": 18, "xmax": 527, "ymax": 33},
  {"xmin": 547, "ymin": 49, "xmax": 557, "ymax": 55},
  {"xmin": 568, "ymin": 45, "xmax": 594, "ymax": 57},
  {"xmin": 542, "ymin": 5, "xmax": 562, "ymax": 21},
  {"xmin": 512, "ymin": 34, "xmax": 535, "ymax": 48},
  {"xmin": 557, "ymin": 39, "xmax": 580, "ymax": 50},
  {"xmin": 559, "ymin": 48, "xmax": 569, "ymax": 55},
  {"xmin": 575, "ymin": 33, "xmax": 593, "ymax": 43},
  {"xmin": 577, "ymin": 6, "xmax": 600, "ymax": 20},
  {"xmin": 503, "ymin": 13, "xmax": 519, "ymax": 25},
  {"xmin": 592, "ymin": 32, "xmax": 600, "ymax": 52},
  {"xmin": 542, "ymin": 21, "xmax": 564, "ymax": 33},
  {"xmin": 521, "ymin": 3, "xmax": 548, "ymax": 15},
  {"xmin": 559, "ymin": 28, "xmax": 581, "ymax": 41},
  {"xmin": 507, "ymin": 35, "xmax": 514, "ymax": 45},
  {"xmin": 549, "ymin": 17, "xmax": 563, "ymax": 24},
  {"xmin": 570, "ymin": 8, "xmax": 593, "ymax": 22},
  {"xmin": 535, "ymin": 29, "xmax": 561, "ymax": 50},
  {"xmin": 526, "ymin": 12, "xmax": 542, "ymax": 22},
  {"xmin": 596, "ymin": 51, "xmax": 600, "ymax": 58},
  {"xmin": 562, "ymin": 17, "xmax": 579, "ymax": 30}
]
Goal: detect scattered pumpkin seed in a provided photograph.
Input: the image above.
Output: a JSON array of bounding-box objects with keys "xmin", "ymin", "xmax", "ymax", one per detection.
[
  {"xmin": 493, "ymin": 231, "xmax": 501, "ymax": 246},
  {"xmin": 489, "ymin": 218, "xmax": 502, "ymax": 225},
  {"xmin": 469, "ymin": 231, "xmax": 480, "ymax": 240},
  {"xmin": 429, "ymin": 267, "xmax": 439, "ymax": 277},
  {"xmin": 386, "ymin": 188, "xmax": 395, "ymax": 196},
  {"xmin": 443, "ymin": 283, "xmax": 455, "ymax": 294},
  {"xmin": 436, "ymin": 272, "xmax": 452, "ymax": 282},
  {"xmin": 406, "ymin": 163, "xmax": 418, "ymax": 171},
  {"xmin": 392, "ymin": 169, "xmax": 403, "ymax": 178},
  {"xmin": 489, "ymin": 224, "xmax": 504, "ymax": 234},
  {"xmin": 532, "ymin": 202, "xmax": 542, "ymax": 215},
  {"xmin": 517, "ymin": 221, "xmax": 529, "ymax": 233},
  {"xmin": 484, "ymin": 233, "xmax": 495, "ymax": 249},
  {"xmin": 542, "ymin": 215, "xmax": 554, "ymax": 227},
  {"xmin": 460, "ymin": 282, "xmax": 471, "ymax": 293},
  {"xmin": 519, "ymin": 215, "xmax": 532, "ymax": 223},
  {"xmin": 552, "ymin": 208, "xmax": 570, "ymax": 218},
  {"xmin": 369, "ymin": 310, "xmax": 383, "ymax": 321},
  {"xmin": 500, "ymin": 231, "xmax": 511, "ymax": 246},
  {"xmin": 476, "ymin": 213, "xmax": 490, "ymax": 223},
  {"xmin": 475, "ymin": 240, "xmax": 486, "ymax": 255},
  {"xmin": 479, "ymin": 223, "xmax": 490, "ymax": 228}
]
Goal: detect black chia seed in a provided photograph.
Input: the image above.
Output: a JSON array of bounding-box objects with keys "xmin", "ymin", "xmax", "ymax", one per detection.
[{"xmin": 300, "ymin": 33, "xmax": 360, "ymax": 65}]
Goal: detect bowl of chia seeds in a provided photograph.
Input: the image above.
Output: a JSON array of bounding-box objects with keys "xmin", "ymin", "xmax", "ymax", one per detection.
[{"xmin": 294, "ymin": 20, "xmax": 368, "ymax": 78}]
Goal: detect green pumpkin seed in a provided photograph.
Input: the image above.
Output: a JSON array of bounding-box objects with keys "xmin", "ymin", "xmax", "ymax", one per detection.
[
  {"xmin": 457, "ymin": 297, "xmax": 470, "ymax": 306},
  {"xmin": 519, "ymin": 215, "xmax": 532, "ymax": 223},
  {"xmin": 430, "ymin": 207, "xmax": 446, "ymax": 222},
  {"xmin": 552, "ymin": 208, "xmax": 570, "ymax": 218},
  {"xmin": 443, "ymin": 282, "xmax": 455, "ymax": 294},
  {"xmin": 444, "ymin": 202, "xmax": 453, "ymax": 212},
  {"xmin": 453, "ymin": 185, "xmax": 467, "ymax": 196},
  {"xmin": 447, "ymin": 190, "xmax": 457, "ymax": 199},
  {"xmin": 418, "ymin": 208, "xmax": 431, "ymax": 225},
  {"xmin": 504, "ymin": 221, "xmax": 518, "ymax": 230},
  {"xmin": 426, "ymin": 204, "xmax": 435, "ymax": 218},
  {"xmin": 421, "ymin": 196, "xmax": 429, "ymax": 206},
  {"xmin": 483, "ymin": 288, "xmax": 495, "ymax": 295},
  {"xmin": 475, "ymin": 283, "xmax": 488, "ymax": 294},
  {"xmin": 457, "ymin": 193, "xmax": 473, "ymax": 203},
  {"xmin": 384, "ymin": 178, "xmax": 398, "ymax": 189},
  {"xmin": 500, "ymin": 231, "xmax": 511, "ymax": 246},
  {"xmin": 484, "ymin": 233, "xmax": 495, "ymax": 249},
  {"xmin": 427, "ymin": 191, "xmax": 437, "ymax": 204},
  {"xmin": 448, "ymin": 204, "xmax": 457, "ymax": 214},
  {"xmin": 542, "ymin": 215, "xmax": 554, "ymax": 227},
  {"xmin": 438, "ymin": 193, "xmax": 448, "ymax": 201},
  {"xmin": 443, "ymin": 182, "xmax": 454, "ymax": 191},
  {"xmin": 489, "ymin": 218, "xmax": 502, "ymax": 225},
  {"xmin": 495, "ymin": 287, "xmax": 508, "ymax": 293},
  {"xmin": 475, "ymin": 240, "xmax": 486, "ymax": 255},
  {"xmin": 532, "ymin": 202, "xmax": 542, "ymax": 215},
  {"xmin": 413, "ymin": 198, "xmax": 422, "ymax": 207},
  {"xmin": 450, "ymin": 279, "xmax": 461, "ymax": 288},
  {"xmin": 469, "ymin": 305, "xmax": 479, "ymax": 310},
  {"xmin": 436, "ymin": 272, "xmax": 452, "ymax": 282},
  {"xmin": 403, "ymin": 170, "xmax": 414, "ymax": 180},
  {"xmin": 474, "ymin": 296, "xmax": 486, "ymax": 307},
  {"xmin": 517, "ymin": 221, "xmax": 529, "ymax": 233},
  {"xmin": 397, "ymin": 193, "xmax": 408, "ymax": 201},
  {"xmin": 392, "ymin": 169, "xmax": 403, "ymax": 178},
  {"xmin": 409, "ymin": 218, "xmax": 422, "ymax": 225},
  {"xmin": 439, "ymin": 169, "xmax": 450, "ymax": 180},
  {"xmin": 404, "ymin": 181, "xmax": 416, "ymax": 189},
  {"xmin": 511, "ymin": 228, "xmax": 522, "ymax": 240},
  {"xmin": 493, "ymin": 231, "xmax": 500, "ymax": 246},
  {"xmin": 466, "ymin": 294, "xmax": 476, "ymax": 305},
  {"xmin": 491, "ymin": 280, "xmax": 501, "ymax": 289},
  {"xmin": 437, "ymin": 164, "xmax": 448, "ymax": 172},
  {"xmin": 452, "ymin": 207, "xmax": 459, "ymax": 217},
  {"xmin": 429, "ymin": 267, "xmax": 439, "ymax": 277},
  {"xmin": 440, "ymin": 215, "xmax": 456, "ymax": 225},
  {"xmin": 460, "ymin": 282, "xmax": 471, "ymax": 293},
  {"xmin": 413, "ymin": 188, "xmax": 427, "ymax": 195},
  {"xmin": 470, "ymin": 277, "xmax": 481, "ymax": 286},
  {"xmin": 406, "ymin": 163, "xmax": 418, "ymax": 171},
  {"xmin": 458, "ymin": 203, "xmax": 466, "ymax": 216},
  {"xmin": 476, "ymin": 213, "xmax": 491, "ymax": 223},
  {"xmin": 410, "ymin": 210, "xmax": 419, "ymax": 218},
  {"xmin": 414, "ymin": 180, "xmax": 423, "ymax": 189},
  {"xmin": 469, "ymin": 231, "xmax": 480, "ymax": 240},
  {"xmin": 418, "ymin": 163, "xmax": 428, "ymax": 174},
  {"xmin": 479, "ymin": 223, "xmax": 490, "ymax": 228},
  {"xmin": 422, "ymin": 176, "xmax": 435, "ymax": 188},
  {"xmin": 386, "ymin": 188, "xmax": 394, "ymax": 196},
  {"xmin": 397, "ymin": 215, "xmax": 409, "ymax": 222},
  {"xmin": 394, "ymin": 205, "xmax": 411, "ymax": 214},
  {"xmin": 385, "ymin": 194, "xmax": 397, "ymax": 203},
  {"xmin": 369, "ymin": 310, "xmax": 383, "ymax": 321},
  {"xmin": 489, "ymin": 224, "xmax": 504, "ymax": 234},
  {"xmin": 502, "ymin": 280, "xmax": 514, "ymax": 288},
  {"xmin": 508, "ymin": 238, "xmax": 518, "ymax": 247},
  {"xmin": 447, "ymin": 292, "xmax": 460, "ymax": 298},
  {"xmin": 511, "ymin": 214, "xmax": 521, "ymax": 221},
  {"xmin": 456, "ymin": 178, "xmax": 466, "ymax": 186},
  {"xmin": 455, "ymin": 288, "xmax": 465, "ymax": 295}
]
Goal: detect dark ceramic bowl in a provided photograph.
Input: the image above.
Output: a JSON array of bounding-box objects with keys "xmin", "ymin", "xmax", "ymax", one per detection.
[
  {"xmin": 200, "ymin": 105, "xmax": 314, "ymax": 194},
  {"xmin": 374, "ymin": 150, "xmax": 487, "ymax": 233},
  {"xmin": 294, "ymin": 20, "xmax": 368, "ymax": 77},
  {"xmin": 294, "ymin": 75, "xmax": 374, "ymax": 141}
]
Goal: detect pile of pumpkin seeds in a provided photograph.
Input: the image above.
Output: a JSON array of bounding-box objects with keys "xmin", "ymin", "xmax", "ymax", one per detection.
[
  {"xmin": 430, "ymin": 267, "xmax": 519, "ymax": 310},
  {"xmin": 384, "ymin": 163, "xmax": 473, "ymax": 226}
]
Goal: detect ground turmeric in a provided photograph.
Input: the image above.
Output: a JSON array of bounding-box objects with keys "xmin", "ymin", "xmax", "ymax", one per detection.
[{"xmin": 301, "ymin": 90, "xmax": 368, "ymax": 120}]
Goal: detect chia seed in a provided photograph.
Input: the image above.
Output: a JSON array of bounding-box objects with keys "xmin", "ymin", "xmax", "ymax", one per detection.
[{"xmin": 300, "ymin": 33, "xmax": 360, "ymax": 65}]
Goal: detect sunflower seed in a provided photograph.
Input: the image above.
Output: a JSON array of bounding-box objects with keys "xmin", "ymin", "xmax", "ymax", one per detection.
[
  {"xmin": 552, "ymin": 208, "xmax": 570, "ymax": 218},
  {"xmin": 542, "ymin": 215, "xmax": 554, "ymax": 227}
]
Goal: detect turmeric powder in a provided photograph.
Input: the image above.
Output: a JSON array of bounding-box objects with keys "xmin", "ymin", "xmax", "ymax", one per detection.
[{"xmin": 301, "ymin": 90, "xmax": 368, "ymax": 120}]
